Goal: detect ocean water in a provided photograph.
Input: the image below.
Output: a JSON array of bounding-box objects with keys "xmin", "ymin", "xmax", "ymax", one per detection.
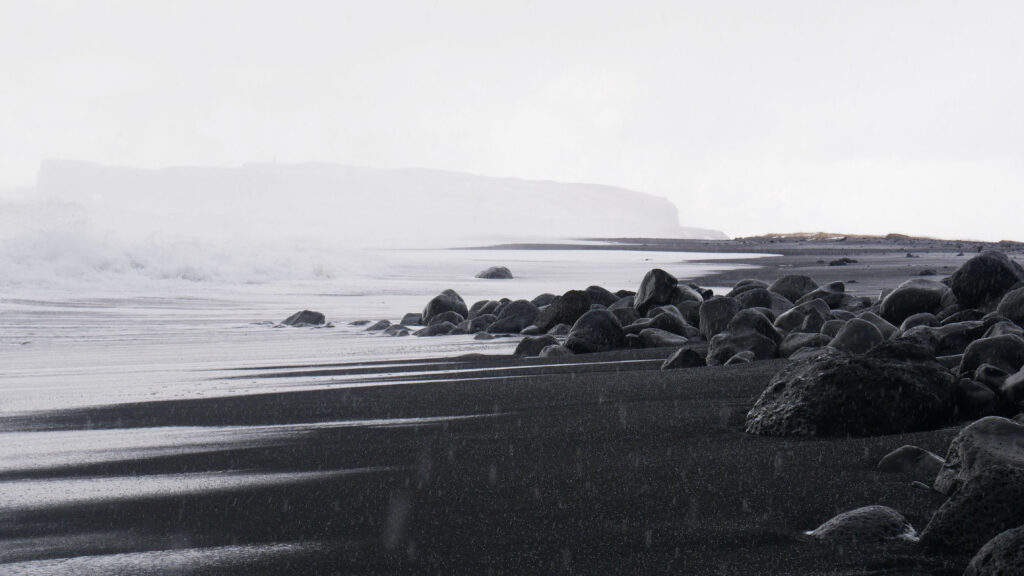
[{"xmin": 0, "ymin": 245, "xmax": 767, "ymax": 413}]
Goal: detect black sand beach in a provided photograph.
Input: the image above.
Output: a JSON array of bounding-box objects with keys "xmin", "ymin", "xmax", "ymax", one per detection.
[{"xmin": 5, "ymin": 236, "xmax": 1022, "ymax": 575}]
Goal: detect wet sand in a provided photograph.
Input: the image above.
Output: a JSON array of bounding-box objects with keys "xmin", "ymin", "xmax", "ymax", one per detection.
[{"xmin": 4, "ymin": 236, "xmax": 1015, "ymax": 575}]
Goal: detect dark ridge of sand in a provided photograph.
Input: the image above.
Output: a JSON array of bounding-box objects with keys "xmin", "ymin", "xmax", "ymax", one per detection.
[{"xmin": 0, "ymin": 350, "xmax": 969, "ymax": 575}]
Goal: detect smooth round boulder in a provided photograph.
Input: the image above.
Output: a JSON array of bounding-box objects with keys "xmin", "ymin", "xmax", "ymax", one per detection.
[
  {"xmin": 610, "ymin": 306, "xmax": 640, "ymax": 327},
  {"xmin": 964, "ymin": 525, "xmax": 1024, "ymax": 576},
  {"xmin": 879, "ymin": 278, "xmax": 955, "ymax": 325},
  {"xmin": 999, "ymin": 367, "xmax": 1024, "ymax": 406},
  {"xmin": 669, "ymin": 284, "xmax": 704, "ymax": 307},
  {"xmin": 422, "ymin": 289, "xmax": 469, "ymax": 325},
  {"xmin": 828, "ymin": 318, "xmax": 885, "ymax": 354},
  {"xmin": 546, "ymin": 323, "xmax": 571, "ymax": 336},
  {"xmin": 365, "ymin": 319, "xmax": 392, "ymax": 331},
  {"xmin": 745, "ymin": 342, "xmax": 957, "ymax": 436},
  {"xmin": 531, "ymin": 293, "xmax": 557, "ymax": 307},
  {"xmin": 585, "ymin": 285, "xmax": 619, "ymax": 307},
  {"xmin": 921, "ymin": 466, "xmax": 1024, "ymax": 554},
  {"xmin": 699, "ymin": 297, "xmax": 742, "ymax": 341},
  {"xmin": 768, "ymin": 275, "xmax": 819, "ymax": 304},
  {"xmin": 959, "ymin": 334, "xmax": 1024, "ymax": 377},
  {"xmin": 514, "ymin": 335, "xmax": 559, "ymax": 358},
  {"xmin": 950, "ymin": 251, "xmax": 1024, "ymax": 309},
  {"xmin": 634, "ymin": 269, "xmax": 679, "ymax": 314},
  {"xmin": 725, "ymin": 279, "xmax": 769, "ymax": 298},
  {"xmin": 779, "ymin": 332, "xmax": 830, "ymax": 358},
  {"xmin": 281, "ymin": 310, "xmax": 325, "ymax": 327},
  {"xmin": 486, "ymin": 300, "xmax": 540, "ymax": 334},
  {"xmin": 933, "ymin": 416, "xmax": 1024, "ymax": 496},
  {"xmin": 995, "ymin": 286, "xmax": 1024, "ymax": 327},
  {"xmin": 535, "ymin": 290, "xmax": 591, "ymax": 333},
  {"xmin": 458, "ymin": 314, "xmax": 496, "ymax": 333},
  {"xmin": 956, "ymin": 379, "xmax": 999, "ymax": 419},
  {"xmin": 796, "ymin": 282, "xmax": 846, "ymax": 309},
  {"xmin": 805, "ymin": 505, "xmax": 918, "ymax": 543},
  {"xmin": 564, "ymin": 309, "xmax": 625, "ymax": 354},
  {"xmin": 857, "ymin": 311, "xmax": 898, "ymax": 340},
  {"xmin": 475, "ymin": 266, "xmax": 513, "ymax": 279},
  {"xmin": 469, "ymin": 300, "xmax": 501, "ymax": 319},
  {"xmin": 400, "ymin": 312, "xmax": 423, "ymax": 326},
  {"xmin": 707, "ymin": 331, "xmax": 778, "ymax": 366},
  {"xmin": 726, "ymin": 309, "xmax": 782, "ymax": 344},
  {"xmin": 661, "ymin": 347, "xmax": 706, "ymax": 370},
  {"xmin": 899, "ymin": 312, "xmax": 939, "ymax": 333},
  {"xmin": 774, "ymin": 299, "xmax": 830, "ymax": 333}
]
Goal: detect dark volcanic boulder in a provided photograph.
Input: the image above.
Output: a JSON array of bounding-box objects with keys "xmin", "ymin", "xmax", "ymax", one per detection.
[
  {"xmin": 933, "ymin": 416, "xmax": 1024, "ymax": 496},
  {"xmin": 879, "ymin": 278, "xmax": 954, "ymax": 325},
  {"xmin": 699, "ymin": 297, "xmax": 741, "ymax": 341},
  {"xmin": 422, "ymin": 289, "xmax": 468, "ymax": 325},
  {"xmin": 828, "ymin": 318, "xmax": 884, "ymax": 354},
  {"xmin": 796, "ymin": 282, "xmax": 847, "ymax": 309},
  {"xmin": 546, "ymin": 323, "xmax": 571, "ymax": 336},
  {"xmin": 960, "ymin": 334, "xmax": 1024, "ymax": 377},
  {"xmin": 774, "ymin": 299, "xmax": 830, "ymax": 333},
  {"xmin": 428, "ymin": 310, "xmax": 465, "ymax": 326},
  {"xmin": 584, "ymin": 285, "xmax": 619, "ymax": 307},
  {"xmin": 707, "ymin": 331, "xmax": 778, "ymax": 366},
  {"xmin": 745, "ymin": 342, "xmax": 957, "ymax": 436},
  {"xmin": 564, "ymin": 309, "xmax": 624, "ymax": 354},
  {"xmin": 647, "ymin": 311, "xmax": 691, "ymax": 337},
  {"xmin": 726, "ymin": 309, "xmax": 782, "ymax": 344},
  {"xmin": 669, "ymin": 284, "xmax": 704, "ymax": 307},
  {"xmin": 899, "ymin": 312, "xmax": 938, "ymax": 333},
  {"xmin": 383, "ymin": 325, "xmax": 410, "ymax": 337},
  {"xmin": 514, "ymin": 335, "xmax": 559, "ymax": 358},
  {"xmin": 469, "ymin": 300, "xmax": 501, "ymax": 319},
  {"xmin": 661, "ymin": 347, "xmax": 706, "ymax": 370},
  {"xmin": 610, "ymin": 306, "xmax": 640, "ymax": 327},
  {"xmin": 950, "ymin": 251, "xmax": 1024, "ymax": 309},
  {"xmin": 415, "ymin": 321, "xmax": 456, "ymax": 337},
  {"xmin": 458, "ymin": 314, "xmax": 497, "ymax": 333},
  {"xmin": 964, "ymin": 525, "xmax": 1024, "ymax": 576},
  {"xmin": 805, "ymin": 505, "xmax": 917, "ymax": 543},
  {"xmin": 535, "ymin": 290, "xmax": 591, "ymax": 333},
  {"xmin": 779, "ymin": 332, "xmax": 830, "ymax": 358},
  {"xmin": 365, "ymin": 319, "xmax": 392, "ymax": 331},
  {"xmin": 400, "ymin": 312, "xmax": 423, "ymax": 325},
  {"xmin": 531, "ymin": 293, "xmax": 557, "ymax": 307},
  {"xmin": 486, "ymin": 300, "xmax": 540, "ymax": 334},
  {"xmin": 726, "ymin": 279, "xmax": 769, "ymax": 298},
  {"xmin": 995, "ymin": 286, "xmax": 1024, "ymax": 326},
  {"xmin": 768, "ymin": 275, "xmax": 819, "ymax": 304},
  {"xmin": 921, "ymin": 466, "xmax": 1024, "ymax": 554},
  {"xmin": 281, "ymin": 310, "xmax": 325, "ymax": 326},
  {"xmin": 475, "ymin": 266, "xmax": 513, "ymax": 279},
  {"xmin": 735, "ymin": 287, "xmax": 793, "ymax": 316},
  {"xmin": 634, "ymin": 269, "xmax": 679, "ymax": 314},
  {"xmin": 857, "ymin": 311, "xmax": 898, "ymax": 339}
]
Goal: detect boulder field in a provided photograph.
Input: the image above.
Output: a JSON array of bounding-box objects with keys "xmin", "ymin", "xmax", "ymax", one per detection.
[{"xmin": 392, "ymin": 251, "xmax": 1024, "ymax": 438}]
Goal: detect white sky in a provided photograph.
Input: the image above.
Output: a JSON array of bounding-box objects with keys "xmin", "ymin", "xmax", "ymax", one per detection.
[{"xmin": 1, "ymin": 0, "xmax": 1022, "ymax": 240}]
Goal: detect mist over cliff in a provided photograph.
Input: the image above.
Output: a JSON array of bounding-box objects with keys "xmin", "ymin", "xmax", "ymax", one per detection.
[{"xmin": 0, "ymin": 161, "xmax": 723, "ymax": 287}]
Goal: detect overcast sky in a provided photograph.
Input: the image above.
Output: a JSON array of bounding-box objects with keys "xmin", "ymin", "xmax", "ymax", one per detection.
[{"xmin": 1, "ymin": 0, "xmax": 1021, "ymax": 240}]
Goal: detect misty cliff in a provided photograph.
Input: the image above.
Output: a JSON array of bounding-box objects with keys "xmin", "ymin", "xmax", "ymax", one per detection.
[{"xmin": 36, "ymin": 161, "xmax": 725, "ymax": 241}]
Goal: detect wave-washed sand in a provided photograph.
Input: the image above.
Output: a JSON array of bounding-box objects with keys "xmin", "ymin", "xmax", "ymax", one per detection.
[{"xmin": 5, "ymin": 235, "xmax": 1021, "ymax": 575}]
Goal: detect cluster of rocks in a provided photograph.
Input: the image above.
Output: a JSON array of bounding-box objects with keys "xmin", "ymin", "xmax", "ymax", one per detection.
[{"xmin": 806, "ymin": 416, "xmax": 1024, "ymax": 575}]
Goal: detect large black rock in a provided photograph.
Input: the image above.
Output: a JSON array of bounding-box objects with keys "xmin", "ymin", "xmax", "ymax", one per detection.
[
  {"xmin": 879, "ymin": 278, "xmax": 955, "ymax": 325},
  {"xmin": 633, "ymin": 269, "xmax": 679, "ymax": 315},
  {"xmin": 475, "ymin": 266, "xmax": 513, "ymax": 279},
  {"xmin": 585, "ymin": 285, "xmax": 620, "ymax": 307},
  {"xmin": 699, "ymin": 297, "xmax": 742, "ymax": 341},
  {"xmin": 486, "ymin": 299, "xmax": 540, "ymax": 334},
  {"xmin": 564, "ymin": 309, "xmax": 624, "ymax": 354},
  {"xmin": 768, "ymin": 275, "xmax": 819, "ymax": 304},
  {"xmin": 959, "ymin": 334, "xmax": 1024, "ymax": 377},
  {"xmin": 745, "ymin": 342, "xmax": 957, "ymax": 436},
  {"xmin": 281, "ymin": 310, "xmax": 326, "ymax": 326},
  {"xmin": 796, "ymin": 282, "xmax": 847, "ymax": 309},
  {"xmin": 535, "ymin": 290, "xmax": 592, "ymax": 333},
  {"xmin": 996, "ymin": 286, "xmax": 1024, "ymax": 326},
  {"xmin": 514, "ymin": 335, "xmax": 559, "ymax": 358},
  {"xmin": 422, "ymin": 289, "xmax": 469, "ymax": 325},
  {"xmin": 950, "ymin": 251, "xmax": 1024, "ymax": 309}
]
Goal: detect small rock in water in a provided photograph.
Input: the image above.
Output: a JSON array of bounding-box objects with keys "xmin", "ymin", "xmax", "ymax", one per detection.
[
  {"xmin": 805, "ymin": 505, "xmax": 918, "ymax": 543},
  {"xmin": 348, "ymin": 319, "xmax": 371, "ymax": 326},
  {"xmin": 474, "ymin": 332, "xmax": 496, "ymax": 341},
  {"xmin": 365, "ymin": 320, "xmax": 392, "ymax": 331},
  {"xmin": 282, "ymin": 310, "xmax": 326, "ymax": 327},
  {"xmin": 475, "ymin": 266, "xmax": 513, "ymax": 279},
  {"xmin": 415, "ymin": 321, "xmax": 457, "ymax": 337}
]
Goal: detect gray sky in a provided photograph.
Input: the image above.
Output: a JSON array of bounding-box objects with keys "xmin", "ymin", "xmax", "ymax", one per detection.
[{"xmin": 1, "ymin": 0, "xmax": 1022, "ymax": 240}]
